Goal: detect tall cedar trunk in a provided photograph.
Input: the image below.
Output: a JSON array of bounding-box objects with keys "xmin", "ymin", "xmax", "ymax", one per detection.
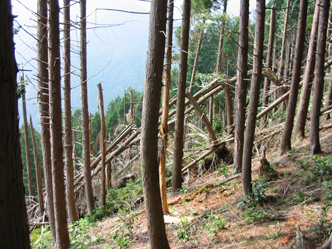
[
  {"xmin": 310, "ymin": 0, "xmax": 330, "ymax": 155},
  {"xmin": 172, "ymin": 0, "xmax": 191, "ymax": 191},
  {"xmin": 140, "ymin": 0, "xmax": 170, "ymax": 247},
  {"xmin": 233, "ymin": 0, "xmax": 249, "ymax": 174},
  {"xmin": 280, "ymin": 0, "xmax": 308, "ymax": 155},
  {"xmin": 242, "ymin": 0, "xmax": 265, "ymax": 197},
  {"xmin": 189, "ymin": 24, "xmax": 204, "ymax": 94},
  {"xmin": 217, "ymin": 0, "xmax": 232, "ymax": 133},
  {"xmin": 294, "ymin": 0, "xmax": 320, "ymax": 137},
  {"xmin": 48, "ymin": 0, "xmax": 70, "ymax": 247},
  {"xmin": 0, "ymin": 1, "xmax": 31, "ymax": 247},
  {"xmin": 159, "ymin": 0, "xmax": 174, "ymax": 214},
  {"xmin": 37, "ymin": 0, "xmax": 56, "ymax": 240},
  {"xmin": 22, "ymin": 91, "xmax": 34, "ymax": 199},
  {"xmin": 98, "ymin": 83, "xmax": 106, "ymax": 207},
  {"xmin": 262, "ymin": 6, "xmax": 276, "ymax": 127},
  {"xmin": 80, "ymin": 0, "xmax": 94, "ymax": 215},
  {"xmin": 29, "ymin": 116, "xmax": 44, "ymax": 215},
  {"xmin": 325, "ymin": 7, "xmax": 332, "ymax": 120},
  {"xmin": 63, "ymin": 0, "xmax": 78, "ymax": 223}
]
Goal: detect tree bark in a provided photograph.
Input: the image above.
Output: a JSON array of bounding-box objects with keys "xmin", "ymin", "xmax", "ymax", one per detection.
[
  {"xmin": 140, "ymin": 0, "xmax": 170, "ymax": 247},
  {"xmin": 159, "ymin": 0, "xmax": 174, "ymax": 214},
  {"xmin": 98, "ymin": 83, "xmax": 106, "ymax": 207},
  {"xmin": 262, "ymin": 5, "xmax": 276, "ymax": 127},
  {"xmin": 37, "ymin": 0, "xmax": 56, "ymax": 240},
  {"xmin": 80, "ymin": 0, "xmax": 94, "ymax": 216},
  {"xmin": 242, "ymin": 0, "xmax": 265, "ymax": 197},
  {"xmin": 63, "ymin": 0, "xmax": 78, "ymax": 224},
  {"xmin": 22, "ymin": 91, "xmax": 34, "ymax": 200},
  {"xmin": 48, "ymin": 0, "xmax": 70, "ymax": 247},
  {"xmin": 172, "ymin": 0, "xmax": 191, "ymax": 191},
  {"xmin": 233, "ymin": 0, "xmax": 249, "ymax": 174},
  {"xmin": 294, "ymin": 0, "xmax": 320, "ymax": 137},
  {"xmin": 280, "ymin": 0, "xmax": 308, "ymax": 155},
  {"xmin": 0, "ymin": 1, "xmax": 31, "ymax": 247},
  {"xmin": 29, "ymin": 116, "xmax": 44, "ymax": 215},
  {"xmin": 310, "ymin": 0, "xmax": 330, "ymax": 155}
]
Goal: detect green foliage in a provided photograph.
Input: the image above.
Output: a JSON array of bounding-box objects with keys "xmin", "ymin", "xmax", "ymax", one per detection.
[
  {"xmin": 240, "ymin": 206, "xmax": 267, "ymax": 224},
  {"xmin": 203, "ymin": 213, "xmax": 226, "ymax": 236},
  {"xmin": 85, "ymin": 205, "xmax": 109, "ymax": 223},
  {"xmin": 310, "ymin": 202, "xmax": 332, "ymax": 236},
  {"xmin": 217, "ymin": 163, "xmax": 229, "ymax": 177},
  {"xmin": 175, "ymin": 219, "xmax": 193, "ymax": 242},
  {"xmin": 291, "ymin": 191, "xmax": 306, "ymax": 204},
  {"xmin": 107, "ymin": 180, "xmax": 143, "ymax": 214},
  {"xmin": 113, "ymin": 216, "xmax": 135, "ymax": 249}
]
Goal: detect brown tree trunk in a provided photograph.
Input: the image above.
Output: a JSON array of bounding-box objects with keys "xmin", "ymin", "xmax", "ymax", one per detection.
[
  {"xmin": 0, "ymin": 1, "xmax": 31, "ymax": 247},
  {"xmin": 242, "ymin": 0, "xmax": 265, "ymax": 197},
  {"xmin": 37, "ymin": 0, "xmax": 56, "ymax": 240},
  {"xmin": 233, "ymin": 0, "xmax": 249, "ymax": 174},
  {"xmin": 172, "ymin": 0, "xmax": 191, "ymax": 191},
  {"xmin": 48, "ymin": 0, "xmax": 70, "ymax": 247},
  {"xmin": 22, "ymin": 91, "xmax": 34, "ymax": 200},
  {"xmin": 310, "ymin": 0, "xmax": 330, "ymax": 155},
  {"xmin": 98, "ymin": 83, "xmax": 106, "ymax": 207},
  {"xmin": 294, "ymin": 0, "xmax": 320, "ymax": 137},
  {"xmin": 159, "ymin": 0, "xmax": 174, "ymax": 214},
  {"xmin": 80, "ymin": 0, "xmax": 94, "ymax": 216},
  {"xmin": 262, "ymin": 6, "xmax": 276, "ymax": 127},
  {"xmin": 63, "ymin": 0, "xmax": 78, "ymax": 224},
  {"xmin": 29, "ymin": 116, "xmax": 44, "ymax": 215},
  {"xmin": 140, "ymin": 0, "xmax": 170, "ymax": 247},
  {"xmin": 280, "ymin": 0, "xmax": 308, "ymax": 155},
  {"xmin": 325, "ymin": 7, "xmax": 332, "ymax": 120}
]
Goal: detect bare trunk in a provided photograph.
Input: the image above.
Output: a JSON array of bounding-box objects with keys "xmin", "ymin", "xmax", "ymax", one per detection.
[
  {"xmin": 310, "ymin": 0, "xmax": 330, "ymax": 155},
  {"xmin": 98, "ymin": 83, "xmax": 106, "ymax": 207},
  {"xmin": 0, "ymin": 1, "xmax": 31, "ymax": 247},
  {"xmin": 48, "ymin": 0, "xmax": 70, "ymax": 247},
  {"xmin": 242, "ymin": 0, "xmax": 265, "ymax": 197},
  {"xmin": 172, "ymin": 0, "xmax": 191, "ymax": 191},
  {"xmin": 80, "ymin": 0, "xmax": 94, "ymax": 216},
  {"xmin": 140, "ymin": 0, "xmax": 170, "ymax": 247},
  {"xmin": 233, "ymin": 0, "xmax": 249, "ymax": 174},
  {"xmin": 29, "ymin": 116, "xmax": 44, "ymax": 215},
  {"xmin": 280, "ymin": 0, "xmax": 308, "ymax": 155}
]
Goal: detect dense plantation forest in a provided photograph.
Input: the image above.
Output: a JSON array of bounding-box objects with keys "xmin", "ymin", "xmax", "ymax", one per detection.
[{"xmin": 2, "ymin": 0, "xmax": 332, "ymax": 248}]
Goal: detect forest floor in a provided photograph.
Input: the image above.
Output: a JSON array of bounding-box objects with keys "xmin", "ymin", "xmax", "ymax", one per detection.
[{"xmin": 81, "ymin": 119, "xmax": 332, "ymax": 248}]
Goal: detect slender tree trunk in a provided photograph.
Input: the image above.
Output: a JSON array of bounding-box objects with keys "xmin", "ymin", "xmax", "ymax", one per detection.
[
  {"xmin": 262, "ymin": 6, "xmax": 276, "ymax": 127},
  {"xmin": 0, "ymin": 1, "xmax": 31, "ymax": 247},
  {"xmin": 294, "ymin": 0, "xmax": 320, "ymax": 137},
  {"xmin": 159, "ymin": 0, "xmax": 174, "ymax": 214},
  {"xmin": 22, "ymin": 91, "xmax": 34, "ymax": 200},
  {"xmin": 63, "ymin": 0, "xmax": 78, "ymax": 224},
  {"xmin": 325, "ymin": 7, "xmax": 332, "ymax": 120},
  {"xmin": 242, "ymin": 0, "xmax": 265, "ymax": 197},
  {"xmin": 37, "ymin": 0, "xmax": 56, "ymax": 240},
  {"xmin": 140, "ymin": 0, "xmax": 170, "ymax": 247},
  {"xmin": 98, "ymin": 83, "xmax": 106, "ymax": 207},
  {"xmin": 280, "ymin": 0, "xmax": 308, "ymax": 155},
  {"xmin": 233, "ymin": 0, "xmax": 249, "ymax": 174},
  {"xmin": 310, "ymin": 0, "xmax": 330, "ymax": 155},
  {"xmin": 73, "ymin": 128, "xmax": 77, "ymax": 176},
  {"xmin": 80, "ymin": 0, "xmax": 94, "ymax": 216},
  {"xmin": 172, "ymin": 0, "xmax": 191, "ymax": 191},
  {"xmin": 48, "ymin": 0, "xmax": 70, "ymax": 247},
  {"xmin": 29, "ymin": 116, "xmax": 44, "ymax": 215}
]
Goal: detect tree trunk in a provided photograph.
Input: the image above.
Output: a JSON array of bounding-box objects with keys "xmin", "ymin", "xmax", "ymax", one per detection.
[
  {"xmin": 0, "ymin": 1, "xmax": 31, "ymax": 247},
  {"xmin": 325, "ymin": 7, "xmax": 332, "ymax": 120},
  {"xmin": 140, "ymin": 0, "xmax": 170, "ymax": 247},
  {"xmin": 172, "ymin": 0, "xmax": 191, "ymax": 191},
  {"xmin": 80, "ymin": 0, "xmax": 94, "ymax": 216},
  {"xmin": 310, "ymin": 0, "xmax": 330, "ymax": 155},
  {"xmin": 242, "ymin": 0, "xmax": 265, "ymax": 197},
  {"xmin": 37, "ymin": 0, "xmax": 56, "ymax": 240},
  {"xmin": 294, "ymin": 0, "xmax": 320, "ymax": 137},
  {"xmin": 48, "ymin": 0, "xmax": 70, "ymax": 247},
  {"xmin": 233, "ymin": 0, "xmax": 249, "ymax": 174},
  {"xmin": 29, "ymin": 116, "xmax": 44, "ymax": 215},
  {"xmin": 280, "ymin": 0, "xmax": 308, "ymax": 155},
  {"xmin": 262, "ymin": 6, "xmax": 276, "ymax": 127},
  {"xmin": 98, "ymin": 83, "xmax": 106, "ymax": 207},
  {"xmin": 63, "ymin": 0, "xmax": 78, "ymax": 224},
  {"xmin": 159, "ymin": 0, "xmax": 174, "ymax": 214},
  {"xmin": 22, "ymin": 91, "xmax": 34, "ymax": 200}
]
